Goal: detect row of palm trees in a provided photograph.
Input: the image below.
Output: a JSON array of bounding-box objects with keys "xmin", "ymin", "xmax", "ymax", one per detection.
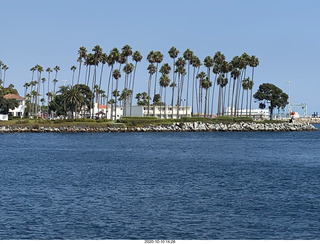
[{"xmin": 21, "ymin": 44, "xmax": 259, "ymax": 119}]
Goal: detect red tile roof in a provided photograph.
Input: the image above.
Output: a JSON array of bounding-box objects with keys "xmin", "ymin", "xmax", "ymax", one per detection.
[
  {"xmin": 97, "ymin": 104, "xmax": 109, "ymax": 109},
  {"xmin": 4, "ymin": 94, "xmax": 25, "ymax": 100}
]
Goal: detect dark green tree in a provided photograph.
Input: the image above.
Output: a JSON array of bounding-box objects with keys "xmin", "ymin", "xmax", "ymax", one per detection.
[{"xmin": 253, "ymin": 83, "xmax": 288, "ymax": 120}]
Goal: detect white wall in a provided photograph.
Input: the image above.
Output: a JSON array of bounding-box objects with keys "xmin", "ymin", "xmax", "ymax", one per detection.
[{"xmin": 0, "ymin": 114, "xmax": 9, "ymax": 121}]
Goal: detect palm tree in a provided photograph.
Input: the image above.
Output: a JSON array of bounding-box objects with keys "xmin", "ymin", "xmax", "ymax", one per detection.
[
  {"xmin": 2, "ymin": 65, "xmax": 8, "ymax": 86},
  {"xmin": 70, "ymin": 65, "xmax": 77, "ymax": 86},
  {"xmin": 170, "ymin": 81, "xmax": 177, "ymax": 118},
  {"xmin": 201, "ymin": 77, "xmax": 212, "ymax": 117},
  {"xmin": 123, "ymin": 63, "xmax": 134, "ymax": 116},
  {"xmin": 77, "ymin": 46, "xmax": 87, "ymax": 84},
  {"xmin": 46, "ymin": 67, "xmax": 52, "ymax": 110},
  {"xmin": 159, "ymin": 63, "xmax": 171, "ymax": 104},
  {"xmin": 62, "ymin": 85, "xmax": 85, "ymax": 119},
  {"xmin": 241, "ymin": 78, "xmax": 249, "ymax": 116},
  {"xmin": 121, "ymin": 44, "xmax": 133, "ymax": 61},
  {"xmin": 85, "ymin": 53, "xmax": 94, "ymax": 86},
  {"xmin": 153, "ymin": 51, "xmax": 164, "ymax": 97},
  {"xmin": 159, "ymin": 74, "xmax": 170, "ymax": 118},
  {"xmin": 190, "ymin": 56, "xmax": 201, "ymax": 115},
  {"xmin": 41, "ymin": 77, "xmax": 46, "ymax": 112},
  {"xmin": 203, "ymin": 56, "xmax": 213, "ymax": 114},
  {"xmin": 168, "ymin": 46, "xmax": 179, "ymax": 107},
  {"xmin": 53, "ymin": 79, "xmax": 58, "ymax": 94},
  {"xmin": 130, "ymin": 50, "xmax": 143, "ymax": 115},
  {"xmin": 53, "ymin": 65, "xmax": 60, "ymax": 93},
  {"xmin": 36, "ymin": 65, "xmax": 44, "ymax": 116},
  {"xmin": 230, "ymin": 68, "xmax": 240, "ymax": 116},
  {"xmin": 196, "ymin": 71, "xmax": 206, "ymax": 114},
  {"xmin": 249, "ymin": 55, "xmax": 259, "ymax": 116},
  {"xmin": 112, "ymin": 69, "xmax": 121, "ymax": 120},
  {"xmin": 183, "ymin": 49, "xmax": 194, "ymax": 116},
  {"xmin": 147, "ymin": 63, "xmax": 156, "ymax": 116},
  {"xmin": 175, "ymin": 58, "xmax": 186, "ymax": 118}
]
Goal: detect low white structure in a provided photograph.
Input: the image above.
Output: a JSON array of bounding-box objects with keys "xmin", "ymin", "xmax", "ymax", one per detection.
[
  {"xmin": 94, "ymin": 103, "xmax": 123, "ymax": 120},
  {"xmin": 4, "ymin": 94, "xmax": 26, "ymax": 117},
  {"xmin": 0, "ymin": 114, "xmax": 9, "ymax": 121},
  {"xmin": 125, "ymin": 105, "xmax": 191, "ymax": 119},
  {"xmin": 225, "ymin": 107, "xmax": 269, "ymax": 120}
]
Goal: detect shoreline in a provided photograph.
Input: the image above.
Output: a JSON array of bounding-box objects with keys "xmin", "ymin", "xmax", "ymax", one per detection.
[{"xmin": 0, "ymin": 121, "xmax": 317, "ymax": 133}]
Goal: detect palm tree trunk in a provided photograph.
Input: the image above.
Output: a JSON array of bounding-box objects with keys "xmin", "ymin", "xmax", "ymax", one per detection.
[
  {"xmin": 77, "ymin": 61, "xmax": 82, "ymax": 84},
  {"xmin": 153, "ymin": 63, "xmax": 159, "ymax": 116},
  {"xmin": 147, "ymin": 74, "xmax": 152, "ymax": 116},
  {"xmin": 186, "ymin": 62, "xmax": 190, "ymax": 116},
  {"xmin": 130, "ymin": 62, "xmax": 138, "ymax": 116}
]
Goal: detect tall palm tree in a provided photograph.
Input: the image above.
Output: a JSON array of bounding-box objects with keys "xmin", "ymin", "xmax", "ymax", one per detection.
[
  {"xmin": 123, "ymin": 63, "xmax": 134, "ymax": 116},
  {"xmin": 53, "ymin": 79, "xmax": 58, "ymax": 94},
  {"xmin": 159, "ymin": 73, "xmax": 170, "ymax": 118},
  {"xmin": 241, "ymin": 78, "xmax": 249, "ymax": 116},
  {"xmin": 53, "ymin": 65, "xmax": 60, "ymax": 93},
  {"xmin": 77, "ymin": 46, "xmax": 87, "ymax": 84},
  {"xmin": 183, "ymin": 49, "xmax": 194, "ymax": 116},
  {"xmin": 168, "ymin": 46, "xmax": 179, "ymax": 110},
  {"xmin": 112, "ymin": 69, "xmax": 121, "ymax": 120},
  {"xmin": 170, "ymin": 81, "xmax": 177, "ymax": 118},
  {"xmin": 130, "ymin": 50, "xmax": 143, "ymax": 115},
  {"xmin": 201, "ymin": 77, "xmax": 212, "ymax": 117},
  {"xmin": 249, "ymin": 55, "xmax": 259, "ymax": 116},
  {"xmin": 70, "ymin": 65, "xmax": 77, "ymax": 86},
  {"xmin": 230, "ymin": 68, "xmax": 240, "ymax": 116},
  {"xmin": 190, "ymin": 56, "xmax": 201, "ymax": 115},
  {"xmin": 203, "ymin": 56, "xmax": 213, "ymax": 114},
  {"xmin": 147, "ymin": 63, "xmax": 156, "ymax": 116},
  {"xmin": 36, "ymin": 65, "xmax": 43, "ymax": 116},
  {"xmin": 159, "ymin": 63, "xmax": 171, "ymax": 105},
  {"xmin": 85, "ymin": 53, "xmax": 94, "ymax": 86},
  {"xmin": 46, "ymin": 67, "xmax": 52, "ymax": 109},
  {"xmin": 41, "ymin": 77, "xmax": 46, "ymax": 111},
  {"xmin": 2, "ymin": 65, "xmax": 8, "ymax": 86},
  {"xmin": 175, "ymin": 58, "xmax": 186, "ymax": 118},
  {"xmin": 153, "ymin": 51, "xmax": 164, "ymax": 97},
  {"xmin": 106, "ymin": 48, "xmax": 120, "ymax": 118},
  {"xmin": 196, "ymin": 71, "xmax": 206, "ymax": 114},
  {"xmin": 121, "ymin": 44, "xmax": 133, "ymax": 62}
]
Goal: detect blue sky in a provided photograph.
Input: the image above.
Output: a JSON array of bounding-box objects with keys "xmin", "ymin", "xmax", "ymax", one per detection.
[{"xmin": 1, "ymin": 0, "xmax": 320, "ymax": 115}]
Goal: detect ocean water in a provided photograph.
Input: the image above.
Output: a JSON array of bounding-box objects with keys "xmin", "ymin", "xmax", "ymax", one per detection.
[{"xmin": 0, "ymin": 125, "xmax": 320, "ymax": 240}]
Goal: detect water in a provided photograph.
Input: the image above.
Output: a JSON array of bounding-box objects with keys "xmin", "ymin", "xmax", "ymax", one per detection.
[{"xmin": 1, "ymin": 125, "xmax": 320, "ymax": 239}]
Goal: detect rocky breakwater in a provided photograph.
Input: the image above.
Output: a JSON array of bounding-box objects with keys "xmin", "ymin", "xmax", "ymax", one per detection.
[
  {"xmin": 140, "ymin": 121, "xmax": 317, "ymax": 132},
  {"xmin": 0, "ymin": 121, "xmax": 317, "ymax": 133}
]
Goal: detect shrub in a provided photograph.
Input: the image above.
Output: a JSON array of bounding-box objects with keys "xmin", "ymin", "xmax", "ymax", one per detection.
[
  {"xmin": 37, "ymin": 119, "xmax": 52, "ymax": 124},
  {"xmin": 16, "ymin": 119, "xmax": 29, "ymax": 124}
]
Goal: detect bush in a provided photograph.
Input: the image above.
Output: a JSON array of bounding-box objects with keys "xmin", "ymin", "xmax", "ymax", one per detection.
[
  {"xmin": 32, "ymin": 124, "xmax": 39, "ymax": 129},
  {"xmin": 37, "ymin": 119, "xmax": 52, "ymax": 124},
  {"xmin": 16, "ymin": 119, "xmax": 29, "ymax": 124},
  {"xmin": 96, "ymin": 118, "xmax": 112, "ymax": 123}
]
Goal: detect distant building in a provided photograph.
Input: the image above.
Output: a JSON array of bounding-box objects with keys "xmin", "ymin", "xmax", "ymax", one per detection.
[
  {"xmin": 4, "ymin": 93, "xmax": 26, "ymax": 118},
  {"xmin": 125, "ymin": 105, "xmax": 191, "ymax": 119},
  {"xmin": 225, "ymin": 107, "xmax": 269, "ymax": 120}
]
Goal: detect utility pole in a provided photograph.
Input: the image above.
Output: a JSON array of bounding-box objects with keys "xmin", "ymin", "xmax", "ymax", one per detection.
[{"xmin": 287, "ymin": 81, "xmax": 292, "ymax": 117}]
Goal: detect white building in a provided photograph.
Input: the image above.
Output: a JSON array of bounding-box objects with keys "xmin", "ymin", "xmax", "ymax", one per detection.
[
  {"xmin": 4, "ymin": 94, "xmax": 26, "ymax": 117},
  {"xmin": 225, "ymin": 107, "xmax": 269, "ymax": 120},
  {"xmin": 125, "ymin": 105, "xmax": 191, "ymax": 119},
  {"xmin": 94, "ymin": 103, "xmax": 123, "ymax": 120}
]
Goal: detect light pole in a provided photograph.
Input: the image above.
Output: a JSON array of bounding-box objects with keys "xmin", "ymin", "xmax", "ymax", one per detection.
[{"xmin": 287, "ymin": 81, "xmax": 292, "ymax": 117}]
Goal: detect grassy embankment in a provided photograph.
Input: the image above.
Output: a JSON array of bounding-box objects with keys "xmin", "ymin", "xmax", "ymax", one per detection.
[{"xmin": 0, "ymin": 116, "xmax": 285, "ymax": 128}]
